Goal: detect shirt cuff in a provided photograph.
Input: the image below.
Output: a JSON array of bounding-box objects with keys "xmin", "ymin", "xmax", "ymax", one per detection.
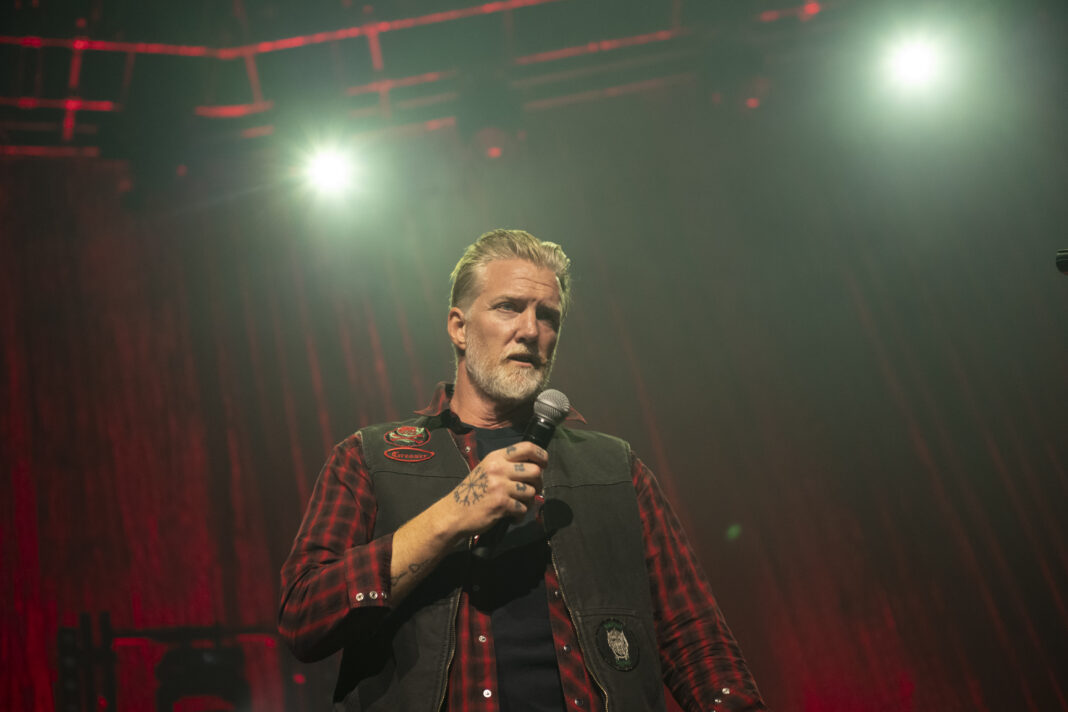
[{"xmin": 343, "ymin": 532, "xmax": 394, "ymax": 609}]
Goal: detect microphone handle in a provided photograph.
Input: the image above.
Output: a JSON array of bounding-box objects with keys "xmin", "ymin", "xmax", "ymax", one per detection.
[
  {"xmin": 471, "ymin": 415, "xmax": 556, "ymax": 559},
  {"xmin": 522, "ymin": 415, "xmax": 557, "ymax": 449}
]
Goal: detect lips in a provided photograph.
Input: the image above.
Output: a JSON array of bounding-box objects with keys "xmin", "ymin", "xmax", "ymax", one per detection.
[{"xmin": 506, "ymin": 352, "xmax": 540, "ymax": 367}]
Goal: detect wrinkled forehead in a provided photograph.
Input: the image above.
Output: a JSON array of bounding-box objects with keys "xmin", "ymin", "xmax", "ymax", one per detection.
[{"xmin": 469, "ymin": 258, "xmax": 563, "ymax": 305}]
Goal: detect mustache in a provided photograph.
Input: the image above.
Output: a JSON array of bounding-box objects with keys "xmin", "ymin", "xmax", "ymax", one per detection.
[{"xmin": 503, "ymin": 350, "xmax": 544, "ymax": 368}]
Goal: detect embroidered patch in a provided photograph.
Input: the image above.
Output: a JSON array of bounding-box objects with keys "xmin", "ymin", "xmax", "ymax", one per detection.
[
  {"xmin": 384, "ymin": 447, "xmax": 434, "ymax": 463},
  {"xmin": 596, "ymin": 619, "xmax": 639, "ymax": 672},
  {"xmin": 384, "ymin": 425, "xmax": 431, "ymax": 447}
]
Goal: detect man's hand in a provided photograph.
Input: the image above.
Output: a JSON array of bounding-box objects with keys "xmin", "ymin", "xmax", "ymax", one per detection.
[
  {"xmin": 387, "ymin": 441, "xmax": 547, "ymax": 604},
  {"xmin": 447, "ymin": 441, "xmax": 547, "ymax": 535}
]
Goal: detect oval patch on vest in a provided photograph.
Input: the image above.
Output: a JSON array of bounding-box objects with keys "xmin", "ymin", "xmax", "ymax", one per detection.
[
  {"xmin": 384, "ymin": 447, "xmax": 434, "ymax": 463},
  {"xmin": 384, "ymin": 425, "xmax": 431, "ymax": 446},
  {"xmin": 596, "ymin": 618, "xmax": 639, "ymax": 671}
]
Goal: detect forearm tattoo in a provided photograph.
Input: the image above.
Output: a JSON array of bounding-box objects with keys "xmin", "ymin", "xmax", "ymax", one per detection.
[
  {"xmin": 453, "ymin": 466, "xmax": 489, "ymax": 506},
  {"xmin": 391, "ymin": 558, "xmax": 430, "ymax": 587}
]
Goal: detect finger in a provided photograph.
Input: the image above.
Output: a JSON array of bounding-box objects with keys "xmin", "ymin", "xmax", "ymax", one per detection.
[
  {"xmin": 502, "ymin": 442, "xmax": 548, "ymax": 466},
  {"xmin": 511, "ymin": 480, "xmax": 541, "ymax": 500},
  {"xmin": 506, "ymin": 465, "xmax": 543, "ymax": 494},
  {"xmin": 502, "ymin": 459, "xmax": 543, "ymax": 481}
]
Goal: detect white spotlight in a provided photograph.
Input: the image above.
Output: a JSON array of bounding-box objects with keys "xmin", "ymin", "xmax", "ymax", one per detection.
[
  {"xmin": 304, "ymin": 148, "xmax": 356, "ymax": 195},
  {"xmin": 886, "ymin": 38, "xmax": 945, "ymax": 91}
]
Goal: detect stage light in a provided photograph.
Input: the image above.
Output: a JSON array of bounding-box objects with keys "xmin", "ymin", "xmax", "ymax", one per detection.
[
  {"xmin": 886, "ymin": 38, "xmax": 946, "ymax": 91},
  {"xmin": 304, "ymin": 147, "xmax": 357, "ymax": 195}
]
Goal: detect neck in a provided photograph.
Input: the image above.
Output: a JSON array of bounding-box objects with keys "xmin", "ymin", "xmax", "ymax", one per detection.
[{"xmin": 450, "ymin": 368, "xmax": 533, "ymax": 429}]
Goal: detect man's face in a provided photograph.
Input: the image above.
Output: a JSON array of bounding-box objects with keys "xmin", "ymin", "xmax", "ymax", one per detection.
[{"xmin": 457, "ymin": 258, "xmax": 562, "ymax": 405}]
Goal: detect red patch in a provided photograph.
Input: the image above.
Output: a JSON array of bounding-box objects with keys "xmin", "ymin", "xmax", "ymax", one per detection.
[
  {"xmin": 384, "ymin": 425, "xmax": 431, "ymax": 446},
  {"xmin": 384, "ymin": 447, "xmax": 434, "ymax": 463}
]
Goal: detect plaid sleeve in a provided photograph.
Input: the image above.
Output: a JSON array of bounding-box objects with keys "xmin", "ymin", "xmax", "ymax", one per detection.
[
  {"xmin": 278, "ymin": 433, "xmax": 394, "ymax": 662},
  {"xmin": 633, "ymin": 453, "xmax": 767, "ymax": 712}
]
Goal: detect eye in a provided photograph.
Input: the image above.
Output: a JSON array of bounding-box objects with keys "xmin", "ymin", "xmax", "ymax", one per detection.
[
  {"xmin": 495, "ymin": 301, "xmax": 518, "ymax": 312},
  {"xmin": 538, "ymin": 309, "xmax": 561, "ymax": 329}
]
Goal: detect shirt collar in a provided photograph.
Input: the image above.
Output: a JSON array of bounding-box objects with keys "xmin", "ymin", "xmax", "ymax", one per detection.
[{"xmin": 415, "ymin": 381, "xmax": 587, "ymax": 424}]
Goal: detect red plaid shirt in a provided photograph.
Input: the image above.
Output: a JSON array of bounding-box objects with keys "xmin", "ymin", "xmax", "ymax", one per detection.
[{"xmin": 279, "ymin": 383, "xmax": 766, "ymax": 711}]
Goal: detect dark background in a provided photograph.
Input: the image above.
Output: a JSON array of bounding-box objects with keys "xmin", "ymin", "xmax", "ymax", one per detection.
[{"xmin": 2, "ymin": 1, "xmax": 1067, "ymax": 710}]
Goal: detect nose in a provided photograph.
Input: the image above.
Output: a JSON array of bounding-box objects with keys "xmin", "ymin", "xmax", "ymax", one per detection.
[{"xmin": 515, "ymin": 307, "xmax": 539, "ymax": 342}]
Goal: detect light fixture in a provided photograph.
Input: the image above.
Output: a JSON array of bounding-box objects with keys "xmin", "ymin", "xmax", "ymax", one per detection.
[
  {"xmin": 886, "ymin": 37, "xmax": 947, "ymax": 92},
  {"xmin": 303, "ymin": 147, "xmax": 357, "ymax": 196}
]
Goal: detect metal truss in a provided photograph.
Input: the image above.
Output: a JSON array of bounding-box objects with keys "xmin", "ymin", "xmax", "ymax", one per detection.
[{"xmin": 0, "ymin": 0, "xmax": 829, "ymax": 157}]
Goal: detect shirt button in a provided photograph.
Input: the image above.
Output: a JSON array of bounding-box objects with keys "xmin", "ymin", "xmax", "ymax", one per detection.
[
  {"xmin": 552, "ymin": 589, "xmax": 561, "ymax": 599},
  {"xmin": 561, "ymin": 644, "xmax": 570, "ymax": 653},
  {"xmin": 573, "ymin": 699, "xmax": 583, "ymax": 708},
  {"xmin": 369, "ymin": 591, "xmax": 378, "ymax": 600},
  {"xmin": 465, "ymin": 446, "xmax": 471, "ymax": 453},
  {"xmin": 478, "ymin": 635, "xmax": 487, "ymax": 643},
  {"xmin": 714, "ymin": 698, "xmax": 722, "ymax": 705},
  {"xmin": 482, "ymin": 689, "xmax": 492, "ymax": 698},
  {"xmin": 721, "ymin": 688, "xmax": 730, "ymax": 695},
  {"xmin": 354, "ymin": 592, "xmax": 364, "ymax": 602}
]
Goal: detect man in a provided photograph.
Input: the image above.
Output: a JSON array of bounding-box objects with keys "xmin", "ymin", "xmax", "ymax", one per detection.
[{"xmin": 279, "ymin": 229, "xmax": 766, "ymax": 711}]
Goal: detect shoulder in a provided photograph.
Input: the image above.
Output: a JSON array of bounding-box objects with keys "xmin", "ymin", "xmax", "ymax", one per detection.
[
  {"xmin": 328, "ymin": 418, "xmax": 429, "ymax": 463},
  {"xmin": 551, "ymin": 426, "xmax": 635, "ymax": 484},
  {"xmin": 345, "ymin": 416, "xmax": 438, "ymax": 447},
  {"xmin": 325, "ymin": 419, "xmax": 434, "ymax": 484},
  {"xmin": 555, "ymin": 426, "xmax": 632, "ymax": 453}
]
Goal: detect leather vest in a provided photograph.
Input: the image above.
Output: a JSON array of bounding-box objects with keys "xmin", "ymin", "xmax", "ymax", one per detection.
[{"xmin": 334, "ymin": 414, "xmax": 667, "ymax": 712}]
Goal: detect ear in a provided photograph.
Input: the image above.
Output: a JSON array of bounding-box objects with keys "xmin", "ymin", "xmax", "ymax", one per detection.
[{"xmin": 447, "ymin": 306, "xmax": 467, "ymax": 352}]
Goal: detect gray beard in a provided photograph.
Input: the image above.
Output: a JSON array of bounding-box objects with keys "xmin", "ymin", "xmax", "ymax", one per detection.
[{"xmin": 464, "ymin": 338, "xmax": 554, "ymax": 406}]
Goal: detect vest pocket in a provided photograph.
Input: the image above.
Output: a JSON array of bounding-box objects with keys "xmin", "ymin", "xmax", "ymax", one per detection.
[{"xmin": 572, "ymin": 609, "xmax": 665, "ymax": 712}]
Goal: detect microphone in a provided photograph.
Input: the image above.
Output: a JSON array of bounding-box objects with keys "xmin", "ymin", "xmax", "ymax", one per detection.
[{"xmin": 471, "ymin": 389, "xmax": 571, "ymax": 559}]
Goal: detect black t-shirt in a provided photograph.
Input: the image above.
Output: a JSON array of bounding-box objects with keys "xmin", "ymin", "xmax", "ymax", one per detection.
[{"xmin": 471, "ymin": 425, "xmax": 566, "ymax": 712}]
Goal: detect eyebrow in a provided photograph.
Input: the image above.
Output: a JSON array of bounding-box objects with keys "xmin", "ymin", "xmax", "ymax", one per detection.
[{"xmin": 493, "ymin": 295, "xmax": 561, "ymax": 316}]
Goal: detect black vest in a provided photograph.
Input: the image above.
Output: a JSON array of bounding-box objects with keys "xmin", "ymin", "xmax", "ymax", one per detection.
[{"xmin": 334, "ymin": 415, "xmax": 667, "ymax": 712}]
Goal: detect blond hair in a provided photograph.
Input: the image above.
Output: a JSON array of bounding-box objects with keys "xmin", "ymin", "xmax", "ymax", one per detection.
[{"xmin": 449, "ymin": 229, "xmax": 572, "ymax": 316}]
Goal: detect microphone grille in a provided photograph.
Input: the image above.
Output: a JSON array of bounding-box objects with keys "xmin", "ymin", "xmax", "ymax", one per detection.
[{"xmin": 533, "ymin": 389, "xmax": 571, "ymax": 424}]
